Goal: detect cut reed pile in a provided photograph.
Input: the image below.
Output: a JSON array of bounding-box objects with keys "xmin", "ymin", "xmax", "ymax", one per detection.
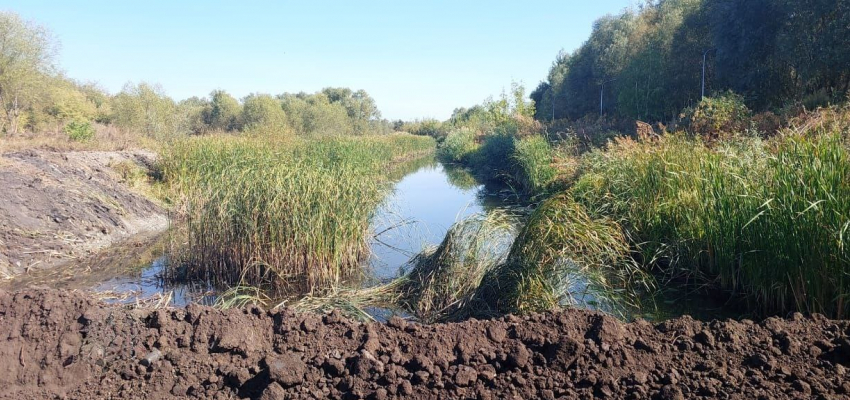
[{"xmin": 159, "ymin": 133, "xmax": 435, "ymax": 295}]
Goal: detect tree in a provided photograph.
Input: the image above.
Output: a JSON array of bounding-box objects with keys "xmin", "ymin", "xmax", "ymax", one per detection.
[
  {"xmin": 0, "ymin": 12, "xmax": 56, "ymax": 135},
  {"xmin": 111, "ymin": 82, "xmax": 178, "ymax": 138},
  {"xmin": 202, "ymin": 90, "xmax": 241, "ymax": 131},
  {"xmin": 241, "ymin": 93, "xmax": 287, "ymax": 134}
]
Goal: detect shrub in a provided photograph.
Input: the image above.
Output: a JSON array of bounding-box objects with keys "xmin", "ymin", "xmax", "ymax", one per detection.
[
  {"xmin": 241, "ymin": 94, "xmax": 288, "ymax": 135},
  {"xmin": 752, "ymin": 111, "xmax": 782, "ymax": 137},
  {"xmin": 438, "ymin": 128, "xmax": 476, "ymax": 163},
  {"xmin": 470, "ymin": 133, "xmax": 515, "ymax": 181},
  {"xmin": 64, "ymin": 119, "xmax": 95, "ymax": 142},
  {"xmin": 680, "ymin": 91, "xmax": 752, "ymax": 140},
  {"xmin": 405, "ymin": 119, "xmax": 450, "ymax": 141}
]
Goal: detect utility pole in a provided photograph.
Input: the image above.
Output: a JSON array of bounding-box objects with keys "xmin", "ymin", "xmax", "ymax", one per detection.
[
  {"xmin": 551, "ymin": 88, "xmax": 555, "ymax": 121},
  {"xmin": 702, "ymin": 48, "xmax": 716, "ymax": 99},
  {"xmin": 600, "ymin": 78, "xmax": 617, "ymax": 116}
]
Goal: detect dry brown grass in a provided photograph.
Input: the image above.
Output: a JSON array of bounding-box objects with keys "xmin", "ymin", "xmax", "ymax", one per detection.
[{"xmin": 0, "ymin": 124, "xmax": 156, "ymax": 154}]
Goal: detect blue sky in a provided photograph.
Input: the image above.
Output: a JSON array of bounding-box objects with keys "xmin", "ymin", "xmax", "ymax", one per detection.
[{"xmin": 4, "ymin": 1, "xmax": 634, "ymax": 120}]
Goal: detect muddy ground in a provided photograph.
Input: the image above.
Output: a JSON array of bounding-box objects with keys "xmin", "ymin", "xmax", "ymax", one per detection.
[
  {"xmin": 0, "ymin": 150, "xmax": 167, "ymax": 279},
  {"xmin": 1, "ymin": 289, "xmax": 848, "ymax": 399}
]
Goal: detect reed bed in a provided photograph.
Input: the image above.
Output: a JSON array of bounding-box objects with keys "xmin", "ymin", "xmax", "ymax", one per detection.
[
  {"xmin": 159, "ymin": 133, "xmax": 435, "ymax": 295},
  {"xmin": 571, "ymin": 108, "xmax": 850, "ymax": 317}
]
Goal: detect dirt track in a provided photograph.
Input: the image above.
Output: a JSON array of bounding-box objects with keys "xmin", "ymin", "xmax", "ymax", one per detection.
[{"xmin": 1, "ymin": 289, "xmax": 849, "ymax": 399}]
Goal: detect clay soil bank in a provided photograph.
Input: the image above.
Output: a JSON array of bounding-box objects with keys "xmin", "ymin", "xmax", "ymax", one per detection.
[
  {"xmin": 1, "ymin": 289, "xmax": 849, "ymax": 399},
  {"xmin": 0, "ymin": 150, "xmax": 167, "ymax": 279}
]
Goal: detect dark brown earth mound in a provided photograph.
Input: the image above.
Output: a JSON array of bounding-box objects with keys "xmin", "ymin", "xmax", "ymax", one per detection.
[{"xmin": 2, "ymin": 290, "xmax": 849, "ymax": 399}]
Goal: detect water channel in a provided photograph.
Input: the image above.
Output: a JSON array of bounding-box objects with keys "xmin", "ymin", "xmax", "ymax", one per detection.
[{"xmin": 4, "ymin": 157, "xmax": 736, "ymax": 321}]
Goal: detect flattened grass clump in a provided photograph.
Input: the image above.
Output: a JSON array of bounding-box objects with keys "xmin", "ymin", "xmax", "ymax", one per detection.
[
  {"xmin": 395, "ymin": 212, "xmax": 516, "ymax": 322},
  {"xmin": 572, "ymin": 108, "xmax": 850, "ymax": 317},
  {"xmin": 477, "ymin": 193, "xmax": 643, "ymax": 316},
  {"xmin": 160, "ymin": 133, "xmax": 435, "ymax": 295}
]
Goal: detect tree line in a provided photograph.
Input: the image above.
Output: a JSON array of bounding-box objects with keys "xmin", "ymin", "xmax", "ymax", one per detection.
[
  {"xmin": 530, "ymin": 0, "xmax": 850, "ymax": 123},
  {"xmin": 0, "ymin": 12, "xmax": 394, "ymax": 140}
]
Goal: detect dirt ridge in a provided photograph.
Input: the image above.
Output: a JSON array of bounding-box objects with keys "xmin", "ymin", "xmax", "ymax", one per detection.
[{"xmin": 1, "ymin": 289, "xmax": 849, "ymax": 399}]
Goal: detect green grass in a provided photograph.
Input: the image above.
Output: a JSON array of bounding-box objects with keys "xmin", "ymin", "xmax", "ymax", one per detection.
[
  {"xmin": 571, "ymin": 109, "xmax": 850, "ymax": 317},
  {"xmin": 511, "ymin": 135, "xmax": 557, "ymax": 195},
  {"xmin": 160, "ymin": 133, "xmax": 435, "ymax": 295}
]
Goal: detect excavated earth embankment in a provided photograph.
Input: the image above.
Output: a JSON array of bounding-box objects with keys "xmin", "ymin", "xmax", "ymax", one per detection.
[
  {"xmin": 0, "ymin": 150, "xmax": 167, "ymax": 279},
  {"xmin": 1, "ymin": 289, "xmax": 849, "ymax": 399}
]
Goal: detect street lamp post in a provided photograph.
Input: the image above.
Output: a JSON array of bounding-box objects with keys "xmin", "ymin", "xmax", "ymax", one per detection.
[
  {"xmin": 600, "ymin": 78, "xmax": 617, "ymax": 116},
  {"xmin": 702, "ymin": 48, "xmax": 716, "ymax": 99}
]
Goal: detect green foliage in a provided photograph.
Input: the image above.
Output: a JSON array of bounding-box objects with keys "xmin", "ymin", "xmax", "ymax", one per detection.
[
  {"xmin": 203, "ymin": 90, "xmax": 241, "ymax": 132},
  {"xmin": 471, "ymin": 133, "xmax": 516, "ymax": 181},
  {"xmin": 64, "ymin": 118, "xmax": 95, "ymax": 142},
  {"xmin": 404, "ymin": 118, "xmax": 450, "ymax": 140},
  {"xmin": 160, "ymin": 134, "xmax": 436, "ymax": 294},
  {"xmin": 437, "ymin": 128, "xmax": 476, "ymax": 163},
  {"xmin": 241, "ymin": 93, "xmax": 288, "ymax": 135},
  {"xmin": 533, "ymin": 0, "xmax": 850, "ymax": 122},
  {"xmin": 680, "ymin": 91, "xmax": 752, "ymax": 139},
  {"xmin": 112, "ymin": 82, "xmax": 181, "ymax": 139},
  {"xmin": 512, "ymin": 136, "xmax": 557, "ymax": 194},
  {"xmin": 0, "ymin": 11, "xmax": 56, "ymax": 135},
  {"xmin": 571, "ymin": 109, "xmax": 850, "ymax": 317}
]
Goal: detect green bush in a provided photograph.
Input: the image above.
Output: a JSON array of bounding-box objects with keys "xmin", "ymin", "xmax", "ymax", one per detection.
[
  {"xmin": 681, "ymin": 91, "xmax": 752, "ymax": 140},
  {"xmin": 471, "ymin": 133, "xmax": 515, "ymax": 181},
  {"xmin": 405, "ymin": 119, "xmax": 450, "ymax": 141},
  {"xmin": 438, "ymin": 128, "xmax": 476, "ymax": 163},
  {"xmin": 64, "ymin": 119, "xmax": 95, "ymax": 142},
  {"xmin": 241, "ymin": 93, "xmax": 288, "ymax": 135}
]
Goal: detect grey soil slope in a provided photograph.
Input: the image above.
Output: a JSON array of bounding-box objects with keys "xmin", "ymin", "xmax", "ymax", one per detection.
[
  {"xmin": 0, "ymin": 150, "xmax": 167, "ymax": 279},
  {"xmin": 1, "ymin": 289, "xmax": 849, "ymax": 399}
]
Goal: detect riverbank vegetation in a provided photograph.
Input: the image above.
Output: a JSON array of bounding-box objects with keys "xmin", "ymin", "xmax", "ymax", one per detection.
[
  {"xmin": 161, "ymin": 134, "xmax": 435, "ymax": 294},
  {"xmin": 383, "ymin": 0, "xmax": 850, "ymax": 320},
  {"xmin": 0, "ymin": 11, "xmax": 401, "ymax": 152},
  {"xmin": 3, "ymin": 3, "xmax": 849, "ymax": 323}
]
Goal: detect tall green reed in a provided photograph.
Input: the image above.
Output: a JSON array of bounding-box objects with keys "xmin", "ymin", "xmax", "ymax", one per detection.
[{"xmin": 160, "ymin": 133, "xmax": 435, "ymax": 295}]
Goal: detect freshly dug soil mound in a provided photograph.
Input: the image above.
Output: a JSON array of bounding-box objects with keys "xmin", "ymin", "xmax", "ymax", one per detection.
[
  {"xmin": 2, "ymin": 290, "xmax": 849, "ymax": 399},
  {"xmin": 0, "ymin": 150, "xmax": 167, "ymax": 279}
]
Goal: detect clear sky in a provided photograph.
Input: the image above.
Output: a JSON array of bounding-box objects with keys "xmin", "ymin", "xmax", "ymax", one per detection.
[{"xmin": 3, "ymin": 1, "xmax": 634, "ymax": 120}]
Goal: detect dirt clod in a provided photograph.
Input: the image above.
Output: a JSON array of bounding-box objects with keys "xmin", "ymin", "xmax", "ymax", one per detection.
[{"xmin": 2, "ymin": 289, "xmax": 850, "ymax": 399}]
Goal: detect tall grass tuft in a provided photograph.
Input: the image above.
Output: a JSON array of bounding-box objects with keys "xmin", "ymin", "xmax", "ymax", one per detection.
[
  {"xmin": 571, "ymin": 108, "xmax": 850, "ymax": 317},
  {"xmin": 512, "ymin": 135, "xmax": 557, "ymax": 195},
  {"xmin": 160, "ymin": 133, "xmax": 435, "ymax": 295}
]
